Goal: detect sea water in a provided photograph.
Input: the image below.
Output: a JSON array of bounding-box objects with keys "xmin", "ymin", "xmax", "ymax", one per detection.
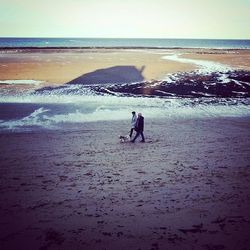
[
  {"xmin": 0, "ymin": 94, "xmax": 249, "ymax": 132},
  {"xmin": 1, "ymin": 38, "xmax": 250, "ymax": 49}
]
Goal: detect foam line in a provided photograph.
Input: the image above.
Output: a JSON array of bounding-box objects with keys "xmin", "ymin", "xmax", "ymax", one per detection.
[
  {"xmin": 162, "ymin": 53, "xmax": 232, "ymax": 74},
  {"xmin": 0, "ymin": 80, "xmax": 43, "ymax": 85}
]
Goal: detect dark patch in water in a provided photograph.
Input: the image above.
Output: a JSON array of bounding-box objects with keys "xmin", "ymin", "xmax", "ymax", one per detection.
[
  {"xmin": 92, "ymin": 70, "xmax": 250, "ymax": 98},
  {"xmin": 36, "ymin": 70, "xmax": 250, "ymax": 98}
]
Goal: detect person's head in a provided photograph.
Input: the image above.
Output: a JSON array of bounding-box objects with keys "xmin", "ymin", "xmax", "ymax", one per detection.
[
  {"xmin": 132, "ymin": 111, "xmax": 136, "ymax": 115},
  {"xmin": 138, "ymin": 113, "xmax": 142, "ymax": 117}
]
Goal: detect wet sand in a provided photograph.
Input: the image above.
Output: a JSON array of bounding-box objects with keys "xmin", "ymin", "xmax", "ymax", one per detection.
[
  {"xmin": 1, "ymin": 48, "xmax": 250, "ymax": 87},
  {"xmin": 183, "ymin": 49, "xmax": 250, "ymax": 71},
  {"xmin": 0, "ymin": 117, "xmax": 250, "ymax": 249}
]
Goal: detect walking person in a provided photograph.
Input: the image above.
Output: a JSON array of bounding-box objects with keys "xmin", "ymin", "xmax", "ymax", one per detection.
[
  {"xmin": 131, "ymin": 113, "xmax": 145, "ymax": 143},
  {"xmin": 129, "ymin": 111, "xmax": 137, "ymax": 138}
]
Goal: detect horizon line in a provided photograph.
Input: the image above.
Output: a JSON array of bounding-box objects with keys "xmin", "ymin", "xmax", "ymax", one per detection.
[{"xmin": 0, "ymin": 36, "xmax": 250, "ymax": 41}]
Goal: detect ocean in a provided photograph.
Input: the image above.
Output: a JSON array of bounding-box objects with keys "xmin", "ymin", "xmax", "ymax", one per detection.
[
  {"xmin": 1, "ymin": 37, "xmax": 250, "ymax": 49},
  {"xmin": 0, "ymin": 38, "xmax": 250, "ymax": 132}
]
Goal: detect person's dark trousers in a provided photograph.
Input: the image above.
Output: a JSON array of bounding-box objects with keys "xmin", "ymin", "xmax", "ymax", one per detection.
[
  {"xmin": 132, "ymin": 130, "xmax": 145, "ymax": 142},
  {"xmin": 129, "ymin": 128, "xmax": 134, "ymax": 137}
]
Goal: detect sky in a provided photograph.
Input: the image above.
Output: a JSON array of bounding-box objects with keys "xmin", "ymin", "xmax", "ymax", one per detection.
[{"xmin": 0, "ymin": 0, "xmax": 250, "ymax": 39}]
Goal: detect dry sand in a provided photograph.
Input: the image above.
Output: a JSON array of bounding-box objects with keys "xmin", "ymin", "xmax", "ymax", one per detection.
[
  {"xmin": 1, "ymin": 48, "xmax": 250, "ymax": 87},
  {"xmin": 0, "ymin": 117, "xmax": 250, "ymax": 249}
]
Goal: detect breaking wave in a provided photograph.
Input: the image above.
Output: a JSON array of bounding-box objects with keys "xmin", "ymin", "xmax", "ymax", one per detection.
[{"xmin": 0, "ymin": 92, "xmax": 249, "ymax": 132}]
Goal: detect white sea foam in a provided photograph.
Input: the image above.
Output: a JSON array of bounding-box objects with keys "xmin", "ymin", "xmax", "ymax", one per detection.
[
  {"xmin": 0, "ymin": 107, "xmax": 51, "ymax": 130},
  {"xmin": 0, "ymin": 97, "xmax": 249, "ymax": 131},
  {"xmin": 0, "ymin": 80, "xmax": 43, "ymax": 85},
  {"xmin": 162, "ymin": 54, "xmax": 232, "ymax": 74},
  {"xmin": 0, "ymin": 92, "xmax": 167, "ymax": 107}
]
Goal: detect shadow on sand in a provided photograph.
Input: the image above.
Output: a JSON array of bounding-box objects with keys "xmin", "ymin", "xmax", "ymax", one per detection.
[
  {"xmin": 36, "ymin": 65, "xmax": 145, "ymax": 93},
  {"xmin": 67, "ymin": 65, "xmax": 145, "ymax": 85}
]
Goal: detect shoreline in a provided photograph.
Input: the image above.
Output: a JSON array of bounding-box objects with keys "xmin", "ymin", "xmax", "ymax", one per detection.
[
  {"xmin": 1, "ymin": 47, "xmax": 250, "ymax": 54},
  {"xmin": 1, "ymin": 47, "xmax": 250, "ymax": 49},
  {"xmin": 0, "ymin": 98, "xmax": 249, "ymax": 133}
]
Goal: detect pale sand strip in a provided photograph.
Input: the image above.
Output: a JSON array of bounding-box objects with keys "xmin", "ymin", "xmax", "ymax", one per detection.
[
  {"xmin": 183, "ymin": 49, "xmax": 250, "ymax": 71},
  {"xmin": 0, "ymin": 49, "xmax": 250, "ymax": 86}
]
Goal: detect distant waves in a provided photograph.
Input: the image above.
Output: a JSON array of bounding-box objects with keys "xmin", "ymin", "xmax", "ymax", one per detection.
[{"xmin": 1, "ymin": 38, "xmax": 250, "ymax": 49}]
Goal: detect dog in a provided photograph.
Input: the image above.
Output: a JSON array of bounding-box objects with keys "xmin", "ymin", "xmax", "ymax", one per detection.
[{"xmin": 119, "ymin": 135, "xmax": 130, "ymax": 143}]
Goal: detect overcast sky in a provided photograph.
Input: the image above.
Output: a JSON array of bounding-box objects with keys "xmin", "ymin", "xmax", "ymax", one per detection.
[{"xmin": 0, "ymin": 0, "xmax": 250, "ymax": 39}]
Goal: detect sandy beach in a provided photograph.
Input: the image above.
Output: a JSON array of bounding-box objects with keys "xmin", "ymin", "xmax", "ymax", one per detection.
[
  {"xmin": 0, "ymin": 46, "xmax": 250, "ymax": 249},
  {"xmin": 1, "ymin": 0, "xmax": 250, "ymax": 247},
  {"xmin": 0, "ymin": 117, "xmax": 250, "ymax": 249},
  {"xmin": 1, "ymin": 48, "xmax": 250, "ymax": 87}
]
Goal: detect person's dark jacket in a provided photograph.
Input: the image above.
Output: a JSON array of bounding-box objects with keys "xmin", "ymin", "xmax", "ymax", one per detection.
[{"xmin": 136, "ymin": 116, "xmax": 144, "ymax": 131}]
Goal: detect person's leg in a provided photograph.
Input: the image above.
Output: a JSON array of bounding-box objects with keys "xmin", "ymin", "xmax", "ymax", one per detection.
[
  {"xmin": 129, "ymin": 128, "xmax": 134, "ymax": 137},
  {"xmin": 131, "ymin": 131, "xmax": 140, "ymax": 142},
  {"xmin": 140, "ymin": 132, "xmax": 145, "ymax": 142}
]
